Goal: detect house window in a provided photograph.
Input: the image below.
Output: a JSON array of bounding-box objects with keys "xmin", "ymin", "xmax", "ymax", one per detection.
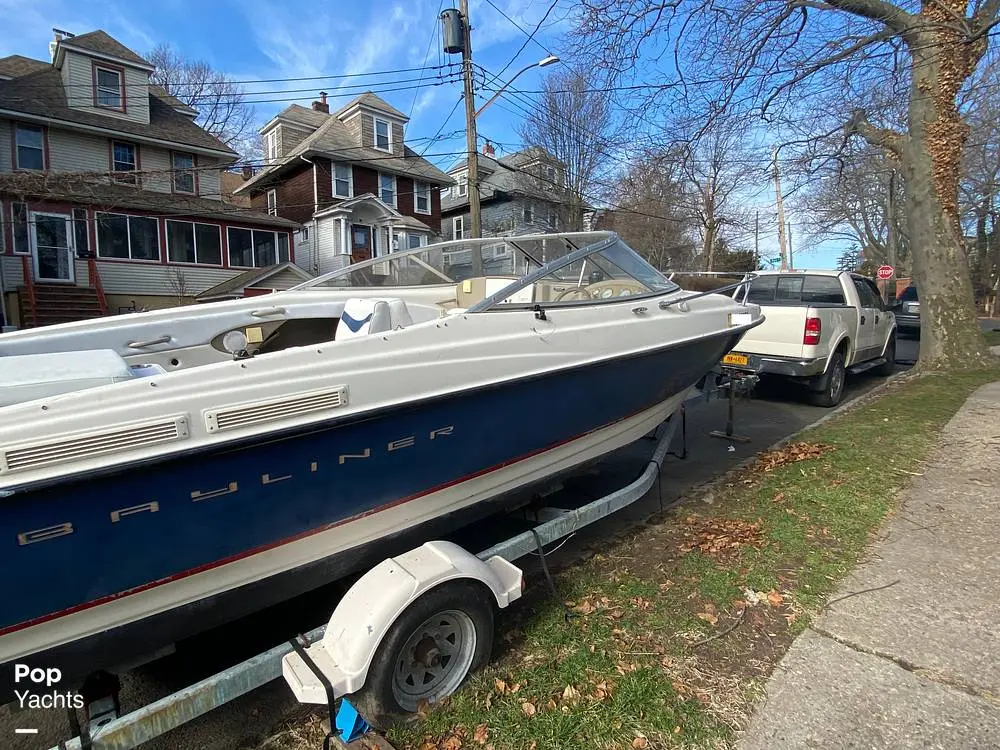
[
  {"xmin": 407, "ymin": 233, "xmax": 425, "ymax": 249},
  {"xmin": 457, "ymin": 173, "xmax": 468, "ymax": 197},
  {"xmin": 523, "ymin": 203, "xmax": 533, "ymax": 224},
  {"xmin": 334, "ymin": 163, "xmax": 352, "ymax": 198},
  {"xmin": 96, "ymin": 213, "xmax": 160, "ymax": 261},
  {"xmin": 379, "ymin": 173, "xmax": 396, "ymax": 206},
  {"xmin": 167, "ymin": 220, "xmax": 222, "ymax": 265},
  {"xmin": 73, "ymin": 208, "xmax": 90, "ymax": 256},
  {"xmin": 374, "ymin": 118, "xmax": 391, "ymax": 151},
  {"xmin": 453, "ymin": 216, "xmax": 464, "ymax": 240},
  {"xmin": 266, "ymin": 189, "xmax": 277, "ymax": 216},
  {"xmin": 95, "ymin": 66, "xmax": 124, "ymax": 110},
  {"xmin": 14, "ymin": 124, "xmax": 45, "ymax": 170},
  {"xmin": 227, "ymin": 228, "xmax": 290, "ymax": 268},
  {"xmin": 11, "ymin": 202, "xmax": 29, "ymax": 254},
  {"xmin": 547, "ymin": 207, "xmax": 558, "ymax": 228},
  {"xmin": 172, "ymin": 152, "xmax": 195, "ymax": 194},
  {"xmin": 264, "ymin": 130, "xmax": 278, "ymax": 163},
  {"xmin": 414, "ymin": 181, "xmax": 431, "ymax": 214},
  {"xmin": 111, "ymin": 141, "xmax": 138, "ymax": 185}
]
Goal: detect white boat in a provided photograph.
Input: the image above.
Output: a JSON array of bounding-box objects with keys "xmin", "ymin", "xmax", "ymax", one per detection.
[{"xmin": 0, "ymin": 231, "xmax": 762, "ymax": 699}]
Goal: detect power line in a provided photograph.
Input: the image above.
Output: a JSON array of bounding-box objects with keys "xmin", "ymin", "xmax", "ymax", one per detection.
[
  {"xmin": 480, "ymin": 0, "xmax": 555, "ymax": 59},
  {"xmin": 484, "ymin": 0, "xmax": 559, "ymax": 87},
  {"xmin": 409, "ymin": 0, "xmax": 448, "ymax": 119}
]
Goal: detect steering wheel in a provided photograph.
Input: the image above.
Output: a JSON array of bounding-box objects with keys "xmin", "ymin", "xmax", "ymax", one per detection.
[{"xmin": 555, "ymin": 287, "xmax": 594, "ymax": 301}]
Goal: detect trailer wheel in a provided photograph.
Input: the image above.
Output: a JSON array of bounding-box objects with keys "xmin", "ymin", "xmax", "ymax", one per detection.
[{"xmin": 351, "ymin": 579, "xmax": 495, "ymax": 729}]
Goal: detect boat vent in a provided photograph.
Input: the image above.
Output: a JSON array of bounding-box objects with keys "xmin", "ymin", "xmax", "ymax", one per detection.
[
  {"xmin": 204, "ymin": 386, "xmax": 349, "ymax": 433},
  {"xmin": 0, "ymin": 416, "xmax": 189, "ymax": 475}
]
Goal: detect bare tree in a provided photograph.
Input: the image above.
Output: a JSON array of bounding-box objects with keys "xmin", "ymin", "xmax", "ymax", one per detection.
[
  {"xmin": 574, "ymin": 0, "xmax": 997, "ymax": 369},
  {"xmin": 518, "ymin": 67, "xmax": 621, "ymax": 230},
  {"xmin": 148, "ymin": 44, "xmax": 257, "ymax": 155},
  {"xmin": 610, "ymin": 151, "xmax": 700, "ymax": 270},
  {"xmin": 675, "ymin": 118, "xmax": 759, "ymax": 271},
  {"xmin": 799, "ymin": 145, "xmax": 908, "ymax": 269}
]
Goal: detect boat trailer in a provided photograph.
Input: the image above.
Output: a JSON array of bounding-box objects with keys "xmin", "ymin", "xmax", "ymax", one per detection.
[{"xmin": 45, "ymin": 406, "xmax": 689, "ymax": 750}]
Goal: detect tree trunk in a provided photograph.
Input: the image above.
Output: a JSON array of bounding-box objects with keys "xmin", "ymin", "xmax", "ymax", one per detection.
[{"xmin": 901, "ymin": 22, "xmax": 991, "ymax": 369}]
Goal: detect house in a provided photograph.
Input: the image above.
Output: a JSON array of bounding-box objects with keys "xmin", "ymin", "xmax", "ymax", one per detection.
[
  {"xmin": 234, "ymin": 92, "xmax": 453, "ymax": 276},
  {"xmin": 440, "ymin": 144, "xmax": 572, "ymax": 241},
  {"xmin": 0, "ymin": 30, "xmax": 298, "ymax": 328}
]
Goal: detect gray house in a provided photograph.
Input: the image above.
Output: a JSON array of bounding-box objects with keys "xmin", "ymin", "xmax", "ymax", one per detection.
[{"xmin": 440, "ymin": 145, "xmax": 571, "ymax": 241}]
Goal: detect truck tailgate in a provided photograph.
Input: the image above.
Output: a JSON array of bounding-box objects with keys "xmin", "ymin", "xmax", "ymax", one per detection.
[{"xmin": 731, "ymin": 306, "xmax": 806, "ymax": 359}]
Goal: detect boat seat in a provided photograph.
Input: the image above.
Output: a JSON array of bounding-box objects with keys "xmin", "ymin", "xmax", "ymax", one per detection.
[{"xmin": 336, "ymin": 297, "xmax": 413, "ymax": 340}]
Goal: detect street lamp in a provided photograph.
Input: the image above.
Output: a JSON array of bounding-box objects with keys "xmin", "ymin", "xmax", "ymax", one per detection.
[{"xmin": 475, "ymin": 55, "xmax": 560, "ymax": 118}]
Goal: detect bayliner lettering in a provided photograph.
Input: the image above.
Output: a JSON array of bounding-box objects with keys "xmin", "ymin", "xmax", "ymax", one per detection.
[{"xmin": 14, "ymin": 426, "xmax": 455, "ymax": 546}]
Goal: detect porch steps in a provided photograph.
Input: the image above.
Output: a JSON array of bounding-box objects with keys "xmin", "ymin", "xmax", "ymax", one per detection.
[{"xmin": 19, "ymin": 284, "xmax": 105, "ymax": 328}]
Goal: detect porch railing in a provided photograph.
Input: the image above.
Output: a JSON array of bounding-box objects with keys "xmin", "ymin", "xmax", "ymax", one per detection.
[{"xmin": 88, "ymin": 256, "xmax": 109, "ymax": 315}]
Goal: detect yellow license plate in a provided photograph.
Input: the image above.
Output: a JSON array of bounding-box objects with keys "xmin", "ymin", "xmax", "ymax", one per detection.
[{"xmin": 722, "ymin": 352, "xmax": 749, "ymax": 367}]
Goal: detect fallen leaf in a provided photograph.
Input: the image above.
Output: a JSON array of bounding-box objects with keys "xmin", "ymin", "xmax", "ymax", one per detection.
[
  {"xmin": 562, "ymin": 685, "xmax": 580, "ymax": 701},
  {"xmin": 545, "ymin": 698, "xmax": 557, "ymax": 711},
  {"xmin": 674, "ymin": 726, "xmax": 682, "ymax": 734},
  {"xmin": 697, "ymin": 612, "xmax": 719, "ymax": 626},
  {"xmin": 772, "ymin": 492, "xmax": 785, "ymax": 503},
  {"xmin": 767, "ymin": 590, "xmax": 784, "ymax": 607},
  {"xmin": 632, "ymin": 737, "xmax": 649, "ymax": 749},
  {"xmin": 521, "ymin": 701, "xmax": 536, "ymax": 717},
  {"xmin": 509, "ymin": 682, "xmax": 521, "ymax": 694},
  {"xmin": 494, "ymin": 678, "xmax": 507, "ymax": 694},
  {"xmin": 418, "ymin": 741, "xmax": 438, "ymax": 750},
  {"xmin": 784, "ymin": 612, "xmax": 798, "ymax": 625},
  {"xmin": 473, "ymin": 724, "xmax": 488, "ymax": 745},
  {"xmin": 441, "ymin": 737, "xmax": 462, "ymax": 750}
]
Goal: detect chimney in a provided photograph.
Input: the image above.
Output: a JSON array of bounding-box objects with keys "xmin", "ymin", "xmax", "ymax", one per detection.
[
  {"xmin": 312, "ymin": 91, "xmax": 330, "ymax": 114},
  {"xmin": 49, "ymin": 31, "xmax": 63, "ymax": 62},
  {"xmin": 483, "ymin": 140, "xmax": 495, "ymax": 158},
  {"xmin": 242, "ymin": 165, "xmax": 254, "ymax": 180}
]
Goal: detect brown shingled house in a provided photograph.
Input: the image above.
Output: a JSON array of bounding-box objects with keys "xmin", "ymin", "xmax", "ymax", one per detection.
[
  {"xmin": 234, "ymin": 92, "xmax": 453, "ymax": 276},
  {"xmin": 0, "ymin": 30, "xmax": 298, "ymax": 328}
]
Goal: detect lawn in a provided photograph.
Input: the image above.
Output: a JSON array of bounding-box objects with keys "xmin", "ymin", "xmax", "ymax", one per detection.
[
  {"xmin": 383, "ymin": 366, "xmax": 1000, "ymax": 750},
  {"xmin": 985, "ymin": 327, "xmax": 1000, "ymax": 346}
]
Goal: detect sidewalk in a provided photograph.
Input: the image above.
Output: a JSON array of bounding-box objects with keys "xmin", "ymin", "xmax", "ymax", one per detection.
[{"xmin": 738, "ymin": 380, "xmax": 1000, "ymax": 749}]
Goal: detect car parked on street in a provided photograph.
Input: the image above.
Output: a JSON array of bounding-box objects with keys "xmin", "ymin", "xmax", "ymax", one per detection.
[
  {"xmin": 892, "ymin": 285, "xmax": 920, "ymax": 337},
  {"xmin": 725, "ymin": 270, "xmax": 897, "ymax": 407}
]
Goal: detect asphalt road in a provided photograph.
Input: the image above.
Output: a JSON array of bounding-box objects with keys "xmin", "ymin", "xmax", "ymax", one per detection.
[{"xmin": 0, "ymin": 338, "xmax": 932, "ymax": 750}]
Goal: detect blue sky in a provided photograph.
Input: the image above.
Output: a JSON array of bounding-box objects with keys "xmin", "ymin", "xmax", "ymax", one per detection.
[{"xmin": 0, "ymin": 0, "xmax": 845, "ymax": 268}]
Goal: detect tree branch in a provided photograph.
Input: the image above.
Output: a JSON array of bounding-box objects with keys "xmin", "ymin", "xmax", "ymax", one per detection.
[
  {"xmin": 820, "ymin": 0, "xmax": 916, "ymax": 35},
  {"xmin": 846, "ymin": 109, "xmax": 904, "ymax": 156}
]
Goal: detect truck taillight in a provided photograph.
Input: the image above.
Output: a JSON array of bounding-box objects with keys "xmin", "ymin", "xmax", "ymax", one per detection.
[{"xmin": 803, "ymin": 317, "xmax": 821, "ymax": 346}]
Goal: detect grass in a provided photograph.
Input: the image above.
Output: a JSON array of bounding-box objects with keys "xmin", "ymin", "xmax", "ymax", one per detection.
[
  {"xmin": 386, "ymin": 365, "xmax": 1000, "ymax": 750},
  {"xmin": 985, "ymin": 328, "xmax": 1000, "ymax": 346}
]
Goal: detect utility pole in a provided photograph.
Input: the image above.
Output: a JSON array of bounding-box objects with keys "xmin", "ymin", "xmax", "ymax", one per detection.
[
  {"xmin": 459, "ymin": 1, "xmax": 482, "ymax": 240},
  {"xmin": 754, "ymin": 209, "xmax": 759, "ymax": 269},
  {"xmin": 772, "ymin": 148, "xmax": 789, "ymax": 271},
  {"xmin": 787, "ymin": 221, "xmax": 793, "ymax": 270},
  {"xmin": 886, "ymin": 170, "xmax": 897, "ymax": 269}
]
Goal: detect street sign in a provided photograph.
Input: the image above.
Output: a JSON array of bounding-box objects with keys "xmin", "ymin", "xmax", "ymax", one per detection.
[
  {"xmin": 767, "ymin": 257, "xmax": 781, "ymax": 264},
  {"xmin": 877, "ymin": 265, "xmax": 894, "ymax": 280}
]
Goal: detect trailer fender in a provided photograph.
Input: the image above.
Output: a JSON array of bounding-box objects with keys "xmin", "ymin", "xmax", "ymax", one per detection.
[{"xmin": 282, "ymin": 540, "xmax": 522, "ymax": 704}]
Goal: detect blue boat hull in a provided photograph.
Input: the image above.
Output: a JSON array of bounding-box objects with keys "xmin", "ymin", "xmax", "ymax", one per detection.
[{"xmin": 0, "ymin": 329, "xmax": 741, "ymax": 699}]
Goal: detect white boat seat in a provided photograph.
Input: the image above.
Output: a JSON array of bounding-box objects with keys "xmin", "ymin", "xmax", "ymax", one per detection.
[{"xmin": 336, "ymin": 297, "xmax": 413, "ymax": 340}]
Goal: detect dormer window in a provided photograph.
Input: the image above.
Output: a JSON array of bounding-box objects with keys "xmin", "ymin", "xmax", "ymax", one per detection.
[
  {"xmin": 94, "ymin": 65, "xmax": 124, "ymax": 111},
  {"xmin": 14, "ymin": 124, "xmax": 46, "ymax": 170},
  {"xmin": 111, "ymin": 141, "xmax": 138, "ymax": 185},
  {"xmin": 374, "ymin": 118, "xmax": 391, "ymax": 151},
  {"xmin": 264, "ymin": 130, "xmax": 278, "ymax": 164},
  {"xmin": 457, "ymin": 173, "xmax": 468, "ymax": 198}
]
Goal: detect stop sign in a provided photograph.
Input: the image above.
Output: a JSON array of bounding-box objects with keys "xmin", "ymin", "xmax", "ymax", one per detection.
[{"xmin": 877, "ymin": 265, "xmax": 894, "ymax": 280}]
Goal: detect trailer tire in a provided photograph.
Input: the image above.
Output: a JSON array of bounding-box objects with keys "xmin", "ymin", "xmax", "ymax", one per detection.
[{"xmin": 350, "ymin": 579, "xmax": 495, "ymax": 730}]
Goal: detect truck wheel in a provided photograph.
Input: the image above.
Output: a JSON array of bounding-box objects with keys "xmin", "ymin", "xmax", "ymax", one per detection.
[
  {"xmin": 810, "ymin": 351, "xmax": 845, "ymax": 407},
  {"xmin": 875, "ymin": 337, "xmax": 896, "ymax": 376},
  {"xmin": 350, "ymin": 580, "xmax": 495, "ymax": 730}
]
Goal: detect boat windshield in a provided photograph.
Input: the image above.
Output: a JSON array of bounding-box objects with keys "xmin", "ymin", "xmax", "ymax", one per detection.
[
  {"xmin": 468, "ymin": 235, "xmax": 679, "ymax": 311},
  {"xmin": 289, "ymin": 231, "xmax": 679, "ymax": 310}
]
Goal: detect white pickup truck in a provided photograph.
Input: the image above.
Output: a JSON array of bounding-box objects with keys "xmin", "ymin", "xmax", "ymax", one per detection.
[{"xmin": 724, "ymin": 270, "xmax": 896, "ymax": 407}]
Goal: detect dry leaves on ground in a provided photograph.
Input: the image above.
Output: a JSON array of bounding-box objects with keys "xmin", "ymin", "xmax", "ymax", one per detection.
[
  {"xmin": 754, "ymin": 442, "xmax": 832, "ymax": 473},
  {"xmin": 680, "ymin": 517, "xmax": 765, "ymax": 559}
]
